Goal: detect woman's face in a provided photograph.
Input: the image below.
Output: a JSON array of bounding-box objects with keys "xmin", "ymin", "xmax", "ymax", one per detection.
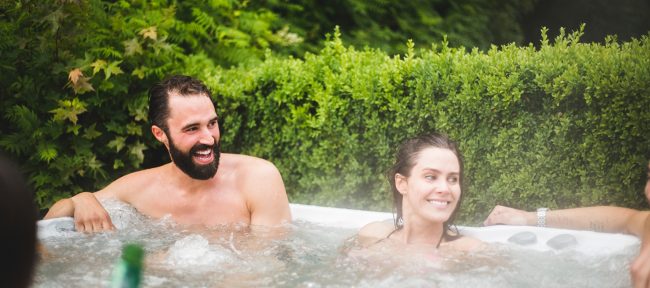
[{"xmin": 397, "ymin": 147, "xmax": 461, "ymax": 226}]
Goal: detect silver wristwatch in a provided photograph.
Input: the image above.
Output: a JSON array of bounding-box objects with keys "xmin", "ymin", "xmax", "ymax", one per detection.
[{"xmin": 537, "ymin": 207, "xmax": 549, "ymax": 227}]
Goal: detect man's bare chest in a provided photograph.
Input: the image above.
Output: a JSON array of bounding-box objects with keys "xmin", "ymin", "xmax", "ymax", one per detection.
[{"xmin": 129, "ymin": 186, "xmax": 251, "ymax": 226}]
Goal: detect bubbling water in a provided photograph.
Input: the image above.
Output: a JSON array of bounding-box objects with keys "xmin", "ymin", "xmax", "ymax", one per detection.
[{"xmin": 34, "ymin": 199, "xmax": 638, "ymax": 287}]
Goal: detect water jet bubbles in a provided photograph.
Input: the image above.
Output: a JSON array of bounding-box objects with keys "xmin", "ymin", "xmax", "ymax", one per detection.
[
  {"xmin": 101, "ymin": 198, "xmax": 150, "ymax": 230},
  {"xmin": 165, "ymin": 234, "xmax": 234, "ymax": 268}
]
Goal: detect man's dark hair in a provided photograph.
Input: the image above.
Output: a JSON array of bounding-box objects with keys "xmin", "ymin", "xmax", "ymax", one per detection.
[
  {"xmin": 0, "ymin": 155, "xmax": 38, "ymax": 288},
  {"xmin": 148, "ymin": 75, "xmax": 213, "ymax": 131}
]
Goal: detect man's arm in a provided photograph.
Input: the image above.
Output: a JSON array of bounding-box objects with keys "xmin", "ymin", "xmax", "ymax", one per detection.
[
  {"xmin": 483, "ymin": 205, "xmax": 645, "ymax": 234},
  {"xmin": 244, "ymin": 160, "xmax": 291, "ymax": 227},
  {"xmin": 631, "ymin": 213, "xmax": 650, "ymax": 288},
  {"xmin": 44, "ymin": 189, "xmax": 117, "ymax": 233},
  {"xmin": 484, "ymin": 205, "xmax": 650, "ymax": 287}
]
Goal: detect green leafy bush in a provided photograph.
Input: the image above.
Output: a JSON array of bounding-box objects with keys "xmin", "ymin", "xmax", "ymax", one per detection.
[
  {"xmin": 264, "ymin": 0, "xmax": 538, "ymax": 55},
  {"xmin": 0, "ymin": 0, "xmax": 297, "ymax": 208},
  {"xmin": 1, "ymin": 1, "xmax": 648, "ymax": 225},
  {"xmin": 216, "ymin": 27, "xmax": 650, "ymax": 223}
]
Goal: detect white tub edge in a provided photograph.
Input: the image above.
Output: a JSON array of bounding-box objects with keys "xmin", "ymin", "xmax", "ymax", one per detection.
[{"xmin": 39, "ymin": 203, "xmax": 640, "ymax": 255}]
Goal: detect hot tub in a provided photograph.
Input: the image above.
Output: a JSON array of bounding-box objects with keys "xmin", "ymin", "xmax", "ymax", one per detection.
[{"xmin": 35, "ymin": 200, "xmax": 640, "ymax": 287}]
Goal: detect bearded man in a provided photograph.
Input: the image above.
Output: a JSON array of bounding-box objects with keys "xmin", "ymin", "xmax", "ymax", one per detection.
[{"xmin": 45, "ymin": 75, "xmax": 291, "ymax": 231}]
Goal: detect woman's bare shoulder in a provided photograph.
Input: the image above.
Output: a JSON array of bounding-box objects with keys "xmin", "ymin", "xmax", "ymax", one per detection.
[{"xmin": 358, "ymin": 219, "xmax": 395, "ymax": 239}]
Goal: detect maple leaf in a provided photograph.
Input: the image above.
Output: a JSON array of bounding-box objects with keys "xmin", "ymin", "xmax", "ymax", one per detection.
[
  {"xmin": 104, "ymin": 61, "xmax": 124, "ymax": 80},
  {"xmin": 73, "ymin": 76, "xmax": 95, "ymax": 94},
  {"xmin": 90, "ymin": 60, "xmax": 107, "ymax": 75},
  {"xmin": 49, "ymin": 98, "xmax": 87, "ymax": 124},
  {"xmin": 139, "ymin": 26, "xmax": 157, "ymax": 41},
  {"xmin": 68, "ymin": 68, "xmax": 83, "ymax": 85},
  {"xmin": 67, "ymin": 68, "xmax": 94, "ymax": 94},
  {"xmin": 123, "ymin": 38, "xmax": 143, "ymax": 56},
  {"xmin": 107, "ymin": 136, "xmax": 126, "ymax": 152},
  {"xmin": 113, "ymin": 159, "xmax": 124, "ymax": 170},
  {"xmin": 131, "ymin": 66, "xmax": 146, "ymax": 79},
  {"xmin": 129, "ymin": 141, "xmax": 147, "ymax": 164},
  {"xmin": 82, "ymin": 123, "xmax": 102, "ymax": 140}
]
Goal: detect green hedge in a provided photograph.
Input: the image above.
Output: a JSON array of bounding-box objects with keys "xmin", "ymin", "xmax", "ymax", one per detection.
[
  {"xmin": 215, "ymin": 28, "xmax": 650, "ymax": 223},
  {"xmin": 2, "ymin": 1, "xmax": 648, "ymax": 224}
]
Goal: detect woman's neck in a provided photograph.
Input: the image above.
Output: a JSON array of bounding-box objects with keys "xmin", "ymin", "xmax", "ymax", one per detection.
[{"xmin": 394, "ymin": 218, "xmax": 445, "ymax": 246}]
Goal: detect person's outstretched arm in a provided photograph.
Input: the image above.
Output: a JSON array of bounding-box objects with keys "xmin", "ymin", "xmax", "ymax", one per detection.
[
  {"xmin": 44, "ymin": 191, "xmax": 115, "ymax": 233},
  {"xmin": 631, "ymin": 213, "xmax": 650, "ymax": 288},
  {"xmin": 484, "ymin": 205, "xmax": 650, "ymax": 288},
  {"xmin": 483, "ymin": 205, "xmax": 647, "ymax": 234}
]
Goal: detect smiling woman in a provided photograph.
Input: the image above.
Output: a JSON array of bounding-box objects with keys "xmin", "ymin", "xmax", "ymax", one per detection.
[{"xmin": 356, "ymin": 133, "xmax": 481, "ymax": 251}]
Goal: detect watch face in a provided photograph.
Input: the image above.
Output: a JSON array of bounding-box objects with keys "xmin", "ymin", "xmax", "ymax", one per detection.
[{"xmin": 537, "ymin": 208, "xmax": 547, "ymax": 227}]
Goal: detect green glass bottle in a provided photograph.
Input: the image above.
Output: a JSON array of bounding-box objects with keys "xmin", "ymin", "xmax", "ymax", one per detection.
[{"xmin": 110, "ymin": 243, "xmax": 144, "ymax": 288}]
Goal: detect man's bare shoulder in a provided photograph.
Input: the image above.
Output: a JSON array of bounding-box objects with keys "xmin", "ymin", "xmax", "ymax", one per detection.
[
  {"xmin": 220, "ymin": 153, "xmax": 281, "ymax": 182},
  {"xmin": 96, "ymin": 165, "xmax": 168, "ymax": 199},
  {"xmin": 222, "ymin": 153, "xmax": 278, "ymax": 172},
  {"xmin": 220, "ymin": 153, "xmax": 290, "ymax": 225}
]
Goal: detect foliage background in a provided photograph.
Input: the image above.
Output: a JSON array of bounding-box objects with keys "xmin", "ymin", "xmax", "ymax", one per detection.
[{"xmin": 1, "ymin": 0, "xmax": 649, "ymax": 223}]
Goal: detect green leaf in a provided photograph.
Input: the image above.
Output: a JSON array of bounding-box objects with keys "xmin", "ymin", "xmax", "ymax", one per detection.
[
  {"xmin": 123, "ymin": 38, "xmax": 143, "ymax": 56},
  {"xmin": 104, "ymin": 61, "xmax": 124, "ymax": 80},
  {"xmin": 83, "ymin": 123, "xmax": 102, "ymax": 140},
  {"xmin": 126, "ymin": 122, "xmax": 142, "ymax": 136},
  {"xmin": 129, "ymin": 141, "xmax": 147, "ymax": 165},
  {"xmin": 113, "ymin": 159, "xmax": 125, "ymax": 170},
  {"xmin": 49, "ymin": 98, "xmax": 87, "ymax": 124},
  {"xmin": 107, "ymin": 136, "xmax": 126, "ymax": 152},
  {"xmin": 132, "ymin": 66, "xmax": 146, "ymax": 79},
  {"xmin": 91, "ymin": 59, "xmax": 107, "ymax": 75},
  {"xmin": 66, "ymin": 124, "xmax": 82, "ymax": 135},
  {"xmin": 37, "ymin": 143, "xmax": 58, "ymax": 162}
]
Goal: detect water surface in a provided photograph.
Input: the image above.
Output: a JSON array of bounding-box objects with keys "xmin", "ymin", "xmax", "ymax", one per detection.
[{"xmin": 35, "ymin": 200, "xmax": 637, "ymax": 287}]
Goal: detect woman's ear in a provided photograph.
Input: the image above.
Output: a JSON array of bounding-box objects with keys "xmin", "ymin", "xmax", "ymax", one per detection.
[{"xmin": 395, "ymin": 173, "xmax": 408, "ymax": 195}]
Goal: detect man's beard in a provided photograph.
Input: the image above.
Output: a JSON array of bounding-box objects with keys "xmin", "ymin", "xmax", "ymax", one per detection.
[{"xmin": 167, "ymin": 135, "xmax": 220, "ymax": 180}]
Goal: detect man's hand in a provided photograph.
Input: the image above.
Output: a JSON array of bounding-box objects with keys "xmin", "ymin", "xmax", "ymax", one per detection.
[
  {"xmin": 631, "ymin": 245, "xmax": 650, "ymax": 288},
  {"xmin": 483, "ymin": 205, "xmax": 533, "ymax": 226},
  {"xmin": 70, "ymin": 192, "xmax": 115, "ymax": 233},
  {"xmin": 631, "ymin": 214, "xmax": 650, "ymax": 288}
]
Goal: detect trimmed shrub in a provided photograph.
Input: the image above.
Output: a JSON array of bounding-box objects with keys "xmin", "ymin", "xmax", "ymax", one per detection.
[
  {"xmin": 1, "ymin": 0, "xmax": 647, "ymax": 224},
  {"xmin": 216, "ymin": 28, "xmax": 650, "ymax": 223}
]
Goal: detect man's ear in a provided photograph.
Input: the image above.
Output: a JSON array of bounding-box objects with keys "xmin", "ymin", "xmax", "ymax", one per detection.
[
  {"xmin": 151, "ymin": 125, "xmax": 168, "ymax": 145},
  {"xmin": 395, "ymin": 173, "xmax": 408, "ymax": 195}
]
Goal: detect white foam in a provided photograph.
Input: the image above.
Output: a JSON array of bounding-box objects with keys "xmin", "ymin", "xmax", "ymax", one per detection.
[
  {"xmin": 39, "ymin": 203, "xmax": 641, "ymax": 255},
  {"xmin": 165, "ymin": 234, "xmax": 234, "ymax": 267},
  {"xmin": 37, "ymin": 217, "xmax": 75, "ymax": 238}
]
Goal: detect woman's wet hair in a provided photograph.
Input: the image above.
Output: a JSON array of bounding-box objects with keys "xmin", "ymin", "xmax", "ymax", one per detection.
[
  {"xmin": 0, "ymin": 155, "xmax": 38, "ymax": 288},
  {"xmin": 387, "ymin": 132, "xmax": 465, "ymax": 240},
  {"xmin": 148, "ymin": 75, "xmax": 213, "ymax": 131}
]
